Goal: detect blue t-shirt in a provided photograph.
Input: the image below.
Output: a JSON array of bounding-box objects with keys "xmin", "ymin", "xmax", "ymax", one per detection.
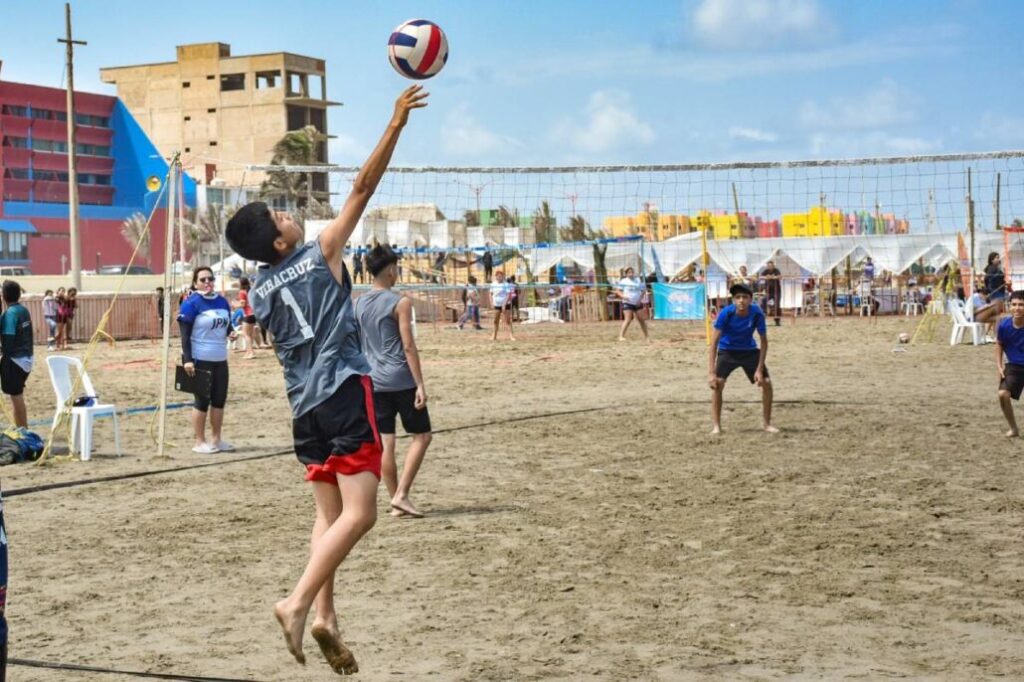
[
  {"xmin": 714, "ymin": 303, "xmax": 766, "ymax": 351},
  {"xmin": 997, "ymin": 317, "xmax": 1024, "ymax": 365},
  {"xmin": 177, "ymin": 293, "xmax": 231, "ymax": 362}
]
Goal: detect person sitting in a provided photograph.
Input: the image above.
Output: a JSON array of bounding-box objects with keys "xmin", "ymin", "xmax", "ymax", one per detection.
[{"xmin": 970, "ymin": 285, "xmax": 1003, "ymax": 337}]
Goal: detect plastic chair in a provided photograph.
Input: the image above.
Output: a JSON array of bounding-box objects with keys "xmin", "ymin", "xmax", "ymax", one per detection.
[
  {"xmin": 949, "ymin": 300, "xmax": 984, "ymax": 346},
  {"xmin": 46, "ymin": 355, "xmax": 121, "ymax": 461}
]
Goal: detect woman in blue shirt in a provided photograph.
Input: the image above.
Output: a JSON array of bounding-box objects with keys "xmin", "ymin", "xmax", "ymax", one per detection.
[{"xmin": 178, "ymin": 266, "xmax": 234, "ymax": 454}]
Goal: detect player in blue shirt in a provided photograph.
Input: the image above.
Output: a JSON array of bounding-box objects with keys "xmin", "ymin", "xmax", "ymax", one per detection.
[
  {"xmin": 996, "ymin": 290, "xmax": 1024, "ymax": 436},
  {"xmin": 225, "ymin": 85, "xmax": 427, "ymax": 674},
  {"xmin": 708, "ymin": 282, "xmax": 778, "ymax": 435}
]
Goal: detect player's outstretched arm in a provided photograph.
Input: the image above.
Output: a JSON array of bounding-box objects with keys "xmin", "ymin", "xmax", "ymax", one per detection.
[{"xmin": 320, "ymin": 85, "xmax": 429, "ymax": 264}]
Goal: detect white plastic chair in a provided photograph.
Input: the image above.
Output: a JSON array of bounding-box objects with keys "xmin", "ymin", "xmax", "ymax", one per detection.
[
  {"xmin": 46, "ymin": 356, "xmax": 121, "ymax": 461},
  {"xmin": 949, "ymin": 300, "xmax": 984, "ymax": 346}
]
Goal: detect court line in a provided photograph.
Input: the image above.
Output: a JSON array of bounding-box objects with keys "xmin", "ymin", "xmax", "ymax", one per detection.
[{"xmin": 9, "ymin": 657, "xmax": 265, "ymax": 682}]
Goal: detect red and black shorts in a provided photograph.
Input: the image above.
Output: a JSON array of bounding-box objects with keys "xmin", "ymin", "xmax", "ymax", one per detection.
[{"xmin": 292, "ymin": 374, "xmax": 382, "ymax": 485}]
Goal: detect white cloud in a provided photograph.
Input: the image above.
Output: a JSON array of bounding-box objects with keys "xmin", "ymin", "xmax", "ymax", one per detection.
[
  {"xmin": 728, "ymin": 126, "xmax": 779, "ymax": 143},
  {"xmin": 440, "ymin": 104, "xmax": 523, "ymax": 158},
  {"xmin": 808, "ymin": 131, "xmax": 941, "ymax": 157},
  {"xmin": 553, "ymin": 90, "xmax": 655, "ymax": 154},
  {"xmin": 692, "ymin": 0, "xmax": 834, "ymax": 49},
  {"xmin": 976, "ymin": 112, "xmax": 1024, "ymax": 143},
  {"xmin": 799, "ymin": 79, "xmax": 917, "ymax": 130},
  {"xmin": 328, "ymin": 134, "xmax": 370, "ymax": 163}
]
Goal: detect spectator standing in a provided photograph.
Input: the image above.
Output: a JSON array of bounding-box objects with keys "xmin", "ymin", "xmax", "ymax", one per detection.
[
  {"xmin": 178, "ymin": 266, "xmax": 235, "ymax": 454},
  {"xmin": 0, "ymin": 281, "xmax": 32, "ymax": 428},
  {"xmin": 760, "ymin": 260, "xmax": 782, "ymax": 326},
  {"xmin": 42, "ymin": 289, "xmax": 58, "ymax": 351},
  {"xmin": 457, "ymin": 276, "xmax": 482, "ymax": 330}
]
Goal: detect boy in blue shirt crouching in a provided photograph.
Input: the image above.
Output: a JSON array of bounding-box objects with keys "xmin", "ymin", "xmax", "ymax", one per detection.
[
  {"xmin": 996, "ymin": 290, "xmax": 1024, "ymax": 437},
  {"xmin": 708, "ymin": 282, "xmax": 778, "ymax": 435}
]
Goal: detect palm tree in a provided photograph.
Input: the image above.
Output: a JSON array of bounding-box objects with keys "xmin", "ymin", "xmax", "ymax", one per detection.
[
  {"xmin": 494, "ymin": 204, "xmax": 519, "ymax": 227},
  {"xmin": 260, "ymin": 125, "xmax": 323, "ymax": 208},
  {"xmin": 120, "ymin": 212, "xmax": 151, "ymax": 266},
  {"xmin": 463, "ymin": 209, "xmax": 480, "ymax": 227},
  {"xmin": 531, "ymin": 200, "xmax": 556, "ymax": 244}
]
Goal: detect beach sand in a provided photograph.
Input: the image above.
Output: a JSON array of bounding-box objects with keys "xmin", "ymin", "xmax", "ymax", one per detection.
[{"xmin": 4, "ymin": 316, "xmax": 1023, "ymax": 680}]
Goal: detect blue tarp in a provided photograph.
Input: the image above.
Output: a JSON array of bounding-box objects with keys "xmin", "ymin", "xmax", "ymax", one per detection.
[
  {"xmin": 0, "ymin": 220, "xmax": 37, "ymax": 234},
  {"xmin": 653, "ymin": 282, "xmax": 706, "ymax": 320}
]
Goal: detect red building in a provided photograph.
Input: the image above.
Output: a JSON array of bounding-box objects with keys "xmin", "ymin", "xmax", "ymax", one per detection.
[{"xmin": 0, "ymin": 75, "xmax": 195, "ymax": 274}]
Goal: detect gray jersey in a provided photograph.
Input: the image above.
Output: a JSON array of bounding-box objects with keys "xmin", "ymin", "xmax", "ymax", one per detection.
[
  {"xmin": 354, "ymin": 288, "xmax": 416, "ymax": 392},
  {"xmin": 251, "ymin": 240, "xmax": 371, "ymax": 417}
]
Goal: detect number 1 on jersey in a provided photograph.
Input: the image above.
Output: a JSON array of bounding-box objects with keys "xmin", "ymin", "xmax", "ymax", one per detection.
[{"xmin": 281, "ymin": 286, "xmax": 314, "ymax": 340}]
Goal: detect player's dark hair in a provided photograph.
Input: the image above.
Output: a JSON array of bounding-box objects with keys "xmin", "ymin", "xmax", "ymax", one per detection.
[
  {"xmin": 239, "ymin": 276, "xmax": 251, "ymax": 291},
  {"xmin": 988, "ymin": 251, "xmax": 1000, "ymax": 266},
  {"xmin": 366, "ymin": 244, "xmax": 399, "ymax": 277},
  {"xmin": 191, "ymin": 266, "xmax": 213, "ymax": 287},
  {"xmin": 225, "ymin": 202, "xmax": 281, "ymax": 263},
  {"xmin": 2, "ymin": 280, "xmax": 21, "ymax": 304},
  {"xmin": 1010, "ymin": 290, "xmax": 1024, "ymax": 302}
]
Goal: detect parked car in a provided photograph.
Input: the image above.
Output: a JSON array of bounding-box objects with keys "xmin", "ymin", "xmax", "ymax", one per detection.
[
  {"xmin": 97, "ymin": 264, "xmax": 154, "ymax": 275},
  {"xmin": 0, "ymin": 267, "xmax": 32, "ymax": 277}
]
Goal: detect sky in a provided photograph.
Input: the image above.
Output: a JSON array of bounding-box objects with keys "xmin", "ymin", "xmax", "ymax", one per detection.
[{"xmin": 2, "ymin": 0, "xmax": 1023, "ymax": 169}]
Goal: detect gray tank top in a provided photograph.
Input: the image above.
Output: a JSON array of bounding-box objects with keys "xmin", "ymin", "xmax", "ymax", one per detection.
[
  {"xmin": 354, "ymin": 288, "xmax": 416, "ymax": 392},
  {"xmin": 251, "ymin": 240, "xmax": 371, "ymax": 417}
]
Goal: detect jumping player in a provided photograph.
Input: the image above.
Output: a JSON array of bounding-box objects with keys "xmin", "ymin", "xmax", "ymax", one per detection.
[
  {"xmin": 708, "ymin": 282, "xmax": 778, "ymax": 435},
  {"xmin": 225, "ymin": 85, "xmax": 428, "ymax": 673},
  {"xmin": 491, "ymin": 270, "xmax": 515, "ymax": 341},
  {"xmin": 355, "ymin": 245, "xmax": 432, "ymax": 519},
  {"xmin": 996, "ymin": 290, "xmax": 1024, "ymax": 437}
]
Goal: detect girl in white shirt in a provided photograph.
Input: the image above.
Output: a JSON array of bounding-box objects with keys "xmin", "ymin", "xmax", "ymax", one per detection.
[
  {"xmin": 490, "ymin": 270, "xmax": 516, "ymax": 341},
  {"xmin": 616, "ymin": 267, "xmax": 650, "ymax": 341}
]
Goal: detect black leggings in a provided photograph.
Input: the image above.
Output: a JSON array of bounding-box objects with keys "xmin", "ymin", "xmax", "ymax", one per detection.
[{"xmin": 194, "ymin": 360, "xmax": 229, "ymax": 412}]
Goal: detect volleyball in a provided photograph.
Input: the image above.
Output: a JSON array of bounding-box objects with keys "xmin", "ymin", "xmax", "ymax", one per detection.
[
  {"xmin": 898, "ymin": 332, "xmax": 911, "ymax": 344},
  {"xmin": 388, "ymin": 19, "xmax": 448, "ymax": 80}
]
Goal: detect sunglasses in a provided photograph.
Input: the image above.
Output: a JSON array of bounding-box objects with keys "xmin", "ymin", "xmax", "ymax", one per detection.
[{"xmin": 198, "ymin": 276, "xmax": 215, "ymax": 283}]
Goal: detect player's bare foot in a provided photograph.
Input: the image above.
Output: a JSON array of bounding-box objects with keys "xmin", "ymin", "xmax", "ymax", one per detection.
[
  {"xmin": 391, "ymin": 496, "xmax": 424, "ymax": 518},
  {"xmin": 617, "ymin": 336, "xmax": 626, "ymax": 342},
  {"xmin": 710, "ymin": 425, "xmax": 721, "ymax": 435},
  {"xmin": 311, "ymin": 623, "xmax": 359, "ymax": 675},
  {"xmin": 1006, "ymin": 429, "xmax": 1019, "ymax": 438},
  {"xmin": 273, "ymin": 599, "xmax": 307, "ymax": 665},
  {"xmin": 390, "ymin": 507, "xmax": 409, "ymax": 518},
  {"xmin": 763, "ymin": 424, "xmax": 780, "ymax": 434}
]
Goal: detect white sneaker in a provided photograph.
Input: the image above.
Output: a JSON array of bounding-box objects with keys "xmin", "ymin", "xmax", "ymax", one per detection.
[
  {"xmin": 214, "ymin": 440, "xmax": 235, "ymax": 452},
  {"xmin": 192, "ymin": 443, "xmax": 220, "ymax": 454}
]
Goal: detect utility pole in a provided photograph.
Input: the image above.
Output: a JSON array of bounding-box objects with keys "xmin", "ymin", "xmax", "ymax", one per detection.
[{"xmin": 58, "ymin": 2, "xmax": 86, "ymax": 290}]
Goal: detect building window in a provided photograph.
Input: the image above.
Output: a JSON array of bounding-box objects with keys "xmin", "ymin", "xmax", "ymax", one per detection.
[
  {"xmin": 207, "ymin": 108, "xmax": 216, "ymax": 113},
  {"xmin": 33, "ymin": 138, "xmax": 69, "ymax": 153},
  {"xmin": 209, "ymin": 141, "xmax": 217, "ymax": 146},
  {"xmin": 309, "ymin": 108, "xmax": 326, "ymax": 133},
  {"xmin": 220, "ymin": 73, "xmax": 245, "ymax": 91},
  {"xmin": 312, "ymin": 75, "xmax": 325, "ymax": 100},
  {"xmin": 1, "ymin": 105, "xmax": 28, "ymax": 117},
  {"xmin": 1, "ymin": 136, "xmax": 29, "ymax": 149},
  {"xmin": 286, "ymin": 71, "xmax": 306, "ymax": 97},
  {"xmin": 256, "ymin": 70, "xmax": 280, "ymax": 89},
  {"xmin": 184, "ymin": 116, "xmax": 191, "ymax": 122},
  {"xmin": 77, "ymin": 143, "xmax": 111, "ymax": 157},
  {"xmin": 74, "ymin": 113, "xmax": 109, "ymax": 127},
  {"xmin": 183, "ymin": 81, "xmax": 191, "ymax": 88},
  {"xmin": 185, "ymin": 147, "xmax": 191, "ymax": 152},
  {"xmin": 3, "ymin": 169, "xmax": 31, "ymax": 180},
  {"xmin": 206, "ymin": 75, "xmax": 215, "ymax": 80}
]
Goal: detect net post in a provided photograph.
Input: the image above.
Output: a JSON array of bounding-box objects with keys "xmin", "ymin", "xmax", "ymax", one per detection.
[{"xmin": 156, "ymin": 156, "xmax": 179, "ymax": 459}]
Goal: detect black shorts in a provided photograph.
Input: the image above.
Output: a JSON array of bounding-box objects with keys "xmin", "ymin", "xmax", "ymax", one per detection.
[
  {"xmin": 242, "ymin": 314, "xmax": 256, "ymax": 325},
  {"xmin": 0, "ymin": 357, "xmax": 28, "ymax": 396},
  {"xmin": 715, "ymin": 349, "xmax": 769, "ymax": 384},
  {"xmin": 374, "ymin": 387, "xmax": 432, "ymax": 434},
  {"xmin": 623, "ymin": 302, "xmax": 643, "ymax": 312},
  {"xmin": 1000, "ymin": 363, "xmax": 1024, "ymax": 400},
  {"xmin": 293, "ymin": 374, "xmax": 382, "ymax": 484},
  {"xmin": 193, "ymin": 359, "xmax": 228, "ymax": 411}
]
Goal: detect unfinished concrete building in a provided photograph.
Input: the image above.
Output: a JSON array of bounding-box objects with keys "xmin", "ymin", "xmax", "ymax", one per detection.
[{"xmin": 101, "ymin": 42, "xmax": 337, "ymax": 204}]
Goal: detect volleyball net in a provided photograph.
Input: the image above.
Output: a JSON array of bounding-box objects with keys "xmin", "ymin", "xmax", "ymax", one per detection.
[{"xmin": 246, "ymin": 150, "xmax": 1024, "ymax": 320}]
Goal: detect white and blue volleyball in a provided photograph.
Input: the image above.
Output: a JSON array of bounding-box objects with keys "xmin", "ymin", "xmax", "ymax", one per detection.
[{"xmin": 388, "ymin": 19, "xmax": 448, "ymax": 80}]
